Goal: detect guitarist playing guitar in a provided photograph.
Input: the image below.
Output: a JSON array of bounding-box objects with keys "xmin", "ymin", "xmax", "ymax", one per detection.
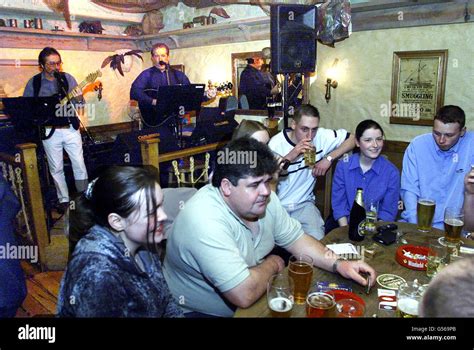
[
  {"xmin": 130, "ymin": 43, "xmax": 192, "ymax": 127},
  {"xmin": 23, "ymin": 47, "xmax": 90, "ymax": 214}
]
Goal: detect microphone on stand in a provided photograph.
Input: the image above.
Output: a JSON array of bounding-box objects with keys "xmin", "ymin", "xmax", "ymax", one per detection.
[{"xmin": 158, "ymin": 60, "xmax": 169, "ymax": 68}]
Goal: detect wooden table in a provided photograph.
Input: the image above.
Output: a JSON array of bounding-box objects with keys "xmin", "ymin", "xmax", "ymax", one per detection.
[{"xmin": 235, "ymin": 222, "xmax": 457, "ymax": 318}]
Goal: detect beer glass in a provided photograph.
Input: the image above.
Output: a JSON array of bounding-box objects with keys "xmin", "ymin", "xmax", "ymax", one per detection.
[
  {"xmin": 416, "ymin": 198, "xmax": 436, "ymax": 232},
  {"xmin": 306, "ymin": 290, "xmax": 336, "ymax": 318},
  {"xmin": 359, "ymin": 199, "xmax": 379, "ymax": 235},
  {"xmin": 304, "ymin": 146, "xmax": 316, "ymax": 167},
  {"xmin": 267, "ymin": 273, "xmax": 294, "ymax": 318},
  {"xmin": 396, "ymin": 280, "xmax": 426, "ymax": 318},
  {"xmin": 426, "ymin": 239, "xmax": 447, "ymax": 278},
  {"xmin": 441, "ymin": 207, "xmax": 464, "ymax": 246},
  {"xmin": 288, "ymin": 254, "xmax": 313, "ymax": 304}
]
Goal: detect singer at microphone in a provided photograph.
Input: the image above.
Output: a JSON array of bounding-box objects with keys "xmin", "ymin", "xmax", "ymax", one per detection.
[{"xmin": 130, "ymin": 43, "xmax": 191, "ymax": 109}]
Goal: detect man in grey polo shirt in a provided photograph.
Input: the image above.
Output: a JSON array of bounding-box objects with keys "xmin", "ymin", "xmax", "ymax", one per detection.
[{"xmin": 163, "ymin": 137, "xmax": 376, "ymax": 317}]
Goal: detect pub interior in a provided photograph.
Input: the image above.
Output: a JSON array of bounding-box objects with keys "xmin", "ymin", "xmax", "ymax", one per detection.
[{"xmin": 0, "ymin": 0, "xmax": 473, "ymax": 328}]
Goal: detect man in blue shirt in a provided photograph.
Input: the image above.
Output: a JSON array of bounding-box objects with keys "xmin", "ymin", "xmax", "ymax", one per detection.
[
  {"xmin": 130, "ymin": 43, "xmax": 190, "ymax": 126},
  {"xmin": 238, "ymin": 55, "xmax": 271, "ymax": 110},
  {"xmin": 401, "ymin": 105, "xmax": 474, "ymax": 229}
]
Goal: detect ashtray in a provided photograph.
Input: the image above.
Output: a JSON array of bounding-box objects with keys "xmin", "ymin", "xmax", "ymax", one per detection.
[
  {"xmin": 327, "ymin": 289, "xmax": 365, "ymax": 307},
  {"xmin": 396, "ymin": 244, "xmax": 429, "ymax": 270}
]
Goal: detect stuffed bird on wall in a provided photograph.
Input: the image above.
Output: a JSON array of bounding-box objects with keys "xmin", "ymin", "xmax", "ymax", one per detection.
[{"xmin": 101, "ymin": 50, "xmax": 144, "ymax": 76}]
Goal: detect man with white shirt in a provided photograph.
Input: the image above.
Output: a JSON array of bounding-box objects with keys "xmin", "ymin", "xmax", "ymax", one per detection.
[{"xmin": 268, "ymin": 104, "xmax": 356, "ymax": 239}]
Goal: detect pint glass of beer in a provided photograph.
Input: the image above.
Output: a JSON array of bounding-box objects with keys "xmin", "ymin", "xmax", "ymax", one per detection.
[
  {"xmin": 288, "ymin": 254, "xmax": 313, "ymax": 304},
  {"xmin": 442, "ymin": 207, "xmax": 464, "ymax": 246},
  {"xmin": 306, "ymin": 291, "xmax": 336, "ymax": 318},
  {"xmin": 267, "ymin": 273, "xmax": 294, "ymax": 318},
  {"xmin": 416, "ymin": 198, "xmax": 436, "ymax": 232},
  {"xmin": 396, "ymin": 281, "xmax": 426, "ymax": 318},
  {"xmin": 304, "ymin": 147, "xmax": 316, "ymax": 167},
  {"xmin": 426, "ymin": 239, "xmax": 447, "ymax": 278}
]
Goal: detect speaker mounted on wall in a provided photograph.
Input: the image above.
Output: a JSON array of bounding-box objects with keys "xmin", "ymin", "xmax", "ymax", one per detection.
[{"xmin": 271, "ymin": 4, "xmax": 318, "ymax": 74}]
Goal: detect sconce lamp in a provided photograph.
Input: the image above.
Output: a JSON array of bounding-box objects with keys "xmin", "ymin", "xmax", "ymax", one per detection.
[
  {"xmin": 325, "ymin": 58, "xmax": 339, "ymax": 103},
  {"xmin": 325, "ymin": 78, "xmax": 338, "ymax": 103}
]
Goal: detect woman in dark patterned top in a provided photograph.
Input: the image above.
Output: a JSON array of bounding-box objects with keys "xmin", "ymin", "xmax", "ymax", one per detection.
[{"xmin": 57, "ymin": 166, "xmax": 183, "ymax": 317}]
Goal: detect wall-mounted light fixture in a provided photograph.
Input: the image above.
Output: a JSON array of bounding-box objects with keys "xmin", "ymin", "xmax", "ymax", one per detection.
[{"xmin": 325, "ymin": 58, "xmax": 339, "ymax": 103}]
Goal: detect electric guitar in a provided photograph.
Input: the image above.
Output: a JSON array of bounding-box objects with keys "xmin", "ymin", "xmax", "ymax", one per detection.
[{"xmin": 59, "ymin": 69, "xmax": 102, "ymax": 106}]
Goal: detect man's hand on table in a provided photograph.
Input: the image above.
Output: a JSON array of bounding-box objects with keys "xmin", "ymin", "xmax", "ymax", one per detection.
[{"xmin": 336, "ymin": 260, "xmax": 377, "ymax": 287}]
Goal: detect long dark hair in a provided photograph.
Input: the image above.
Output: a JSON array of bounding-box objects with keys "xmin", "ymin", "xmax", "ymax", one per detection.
[{"xmin": 69, "ymin": 166, "xmax": 161, "ymax": 256}]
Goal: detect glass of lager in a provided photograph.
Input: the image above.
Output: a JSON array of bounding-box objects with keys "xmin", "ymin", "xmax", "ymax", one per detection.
[
  {"xmin": 288, "ymin": 254, "xmax": 313, "ymax": 304},
  {"xmin": 267, "ymin": 273, "xmax": 294, "ymax": 318},
  {"xmin": 441, "ymin": 207, "xmax": 464, "ymax": 246},
  {"xmin": 304, "ymin": 146, "xmax": 316, "ymax": 168},
  {"xmin": 306, "ymin": 290, "xmax": 336, "ymax": 318},
  {"xmin": 416, "ymin": 198, "xmax": 436, "ymax": 232},
  {"xmin": 359, "ymin": 199, "xmax": 379, "ymax": 235},
  {"xmin": 396, "ymin": 280, "xmax": 426, "ymax": 318},
  {"xmin": 426, "ymin": 239, "xmax": 447, "ymax": 278}
]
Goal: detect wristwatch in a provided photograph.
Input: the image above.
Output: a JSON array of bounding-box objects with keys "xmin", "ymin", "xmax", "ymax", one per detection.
[
  {"xmin": 325, "ymin": 155, "xmax": 333, "ymax": 163},
  {"xmin": 332, "ymin": 258, "xmax": 346, "ymax": 274}
]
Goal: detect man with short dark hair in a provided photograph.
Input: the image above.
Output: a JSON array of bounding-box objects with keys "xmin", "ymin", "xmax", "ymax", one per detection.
[
  {"xmin": 238, "ymin": 55, "xmax": 271, "ymax": 109},
  {"xmin": 130, "ymin": 43, "xmax": 191, "ymax": 112},
  {"xmin": 268, "ymin": 104, "xmax": 356, "ymax": 239},
  {"xmin": 401, "ymin": 105, "xmax": 474, "ymax": 229},
  {"xmin": 23, "ymin": 47, "xmax": 88, "ymax": 213},
  {"xmin": 163, "ymin": 137, "xmax": 375, "ymax": 317}
]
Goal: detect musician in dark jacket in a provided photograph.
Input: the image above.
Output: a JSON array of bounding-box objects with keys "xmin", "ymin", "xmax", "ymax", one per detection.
[
  {"xmin": 130, "ymin": 43, "xmax": 190, "ymax": 111},
  {"xmin": 238, "ymin": 55, "xmax": 271, "ymax": 110}
]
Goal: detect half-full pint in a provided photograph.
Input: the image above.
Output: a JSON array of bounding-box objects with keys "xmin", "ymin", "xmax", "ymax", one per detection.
[
  {"xmin": 268, "ymin": 297, "xmax": 293, "ymax": 318},
  {"xmin": 288, "ymin": 255, "xmax": 313, "ymax": 304},
  {"xmin": 306, "ymin": 292, "xmax": 336, "ymax": 318},
  {"xmin": 396, "ymin": 298, "xmax": 419, "ymax": 318},
  {"xmin": 417, "ymin": 199, "xmax": 435, "ymax": 232},
  {"xmin": 444, "ymin": 218, "xmax": 464, "ymax": 244}
]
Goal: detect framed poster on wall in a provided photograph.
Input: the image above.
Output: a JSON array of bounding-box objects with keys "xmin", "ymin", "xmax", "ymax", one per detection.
[{"xmin": 389, "ymin": 50, "xmax": 448, "ymax": 126}]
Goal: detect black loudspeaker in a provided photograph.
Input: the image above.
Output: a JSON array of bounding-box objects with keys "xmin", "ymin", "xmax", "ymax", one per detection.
[{"xmin": 271, "ymin": 4, "xmax": 317, "ymax": 74}]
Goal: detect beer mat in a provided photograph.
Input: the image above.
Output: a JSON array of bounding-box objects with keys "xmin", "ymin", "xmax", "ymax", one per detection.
[
  {"xmin": 376, "ymin": 274, "xmax": 406, "ymax": 290},
  {"xmin": 326, "ymin": 243, "xmax": 361, "ymax": 260},
  {"xmin": 395, "ymin": 245, "xmax": 428, "ymax": 271},
  {"xmin": 315, "ymin": 281, "xmax": 352, "ymax": 293}
]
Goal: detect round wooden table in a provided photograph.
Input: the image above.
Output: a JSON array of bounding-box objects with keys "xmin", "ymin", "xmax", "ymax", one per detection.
[{"xmin": 234, "ymin": 222, "xmax": 451, "ymax": 318}]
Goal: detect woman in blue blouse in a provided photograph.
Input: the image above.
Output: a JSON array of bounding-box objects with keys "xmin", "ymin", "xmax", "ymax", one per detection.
[{"xmin": 331, "ymin": 120, "xmax": 400, "ymax": 228}]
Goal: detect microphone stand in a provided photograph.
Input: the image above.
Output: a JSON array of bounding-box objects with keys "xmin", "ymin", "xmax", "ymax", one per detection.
[{"xmin": 55, "ymin": 73, "xmax": 95, "ymax": 144}]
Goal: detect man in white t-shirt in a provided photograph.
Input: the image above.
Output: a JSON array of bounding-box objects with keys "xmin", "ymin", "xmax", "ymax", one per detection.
[{"xmin": 268, "ymin": 104, "xmax": 355, "ymax": 239}]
